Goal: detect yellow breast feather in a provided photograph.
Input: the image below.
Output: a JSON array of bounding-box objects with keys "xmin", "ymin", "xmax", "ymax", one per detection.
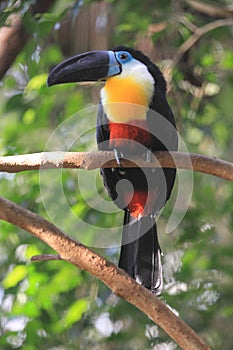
[{"xmin": 101, "ymin": 66, "xmax": 154, "ymax": 123}]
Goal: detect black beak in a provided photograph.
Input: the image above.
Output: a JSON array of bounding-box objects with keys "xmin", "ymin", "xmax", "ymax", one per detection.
[{"xmin": 47, "ymin": 50, "xmax": 121, "ymax": 87}]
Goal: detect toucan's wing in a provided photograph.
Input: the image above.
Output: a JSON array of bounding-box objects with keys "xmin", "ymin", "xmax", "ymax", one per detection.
[
  {"xmin": 147, "ymin": 85, "xmax": 178, "ymax": 152},
  {"xmin": 96, "ymin": 102, "xmax": 123, "ymax": 205},
  {"xmin": 96, "ymin": 102, "xmax": 110, "ymax": 150},
  {"xmin": 147, "ymin": 86, "xmax": 178, "ymax": 202}
]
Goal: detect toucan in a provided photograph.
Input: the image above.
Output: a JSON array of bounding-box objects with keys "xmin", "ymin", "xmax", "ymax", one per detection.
[{"xmin": 47, "ymin": 46, "xmax": 178, "ymax": 294}]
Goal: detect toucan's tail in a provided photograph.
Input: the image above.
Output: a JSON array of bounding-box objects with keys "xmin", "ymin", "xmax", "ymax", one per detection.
[{"xmin": 119, "ymin": 211, "xmax": 163, "ymax": 295}]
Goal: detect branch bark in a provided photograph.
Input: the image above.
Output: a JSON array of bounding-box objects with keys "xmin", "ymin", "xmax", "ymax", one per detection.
[
  {"xmin": 0, "ymin": 15, "xmax": 28, "ymax": 80},
  {"xmin": 0, "ymin": 151, "xmax": 232, "ymax": 182},
  {"xmin": 0, "ymin": 195, "xmax": 210, "ymax": 350}
]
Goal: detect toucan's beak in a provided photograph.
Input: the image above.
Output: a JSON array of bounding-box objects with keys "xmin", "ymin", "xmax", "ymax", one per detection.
[{"xmin": 47, "ymin": 50, "xmax": 121, "ymax": 86}]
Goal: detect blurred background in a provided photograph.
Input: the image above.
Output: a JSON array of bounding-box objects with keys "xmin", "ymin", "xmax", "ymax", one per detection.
[{"xmin": 0, "ymin": 0, "xmax": 233, "ymax": 349}]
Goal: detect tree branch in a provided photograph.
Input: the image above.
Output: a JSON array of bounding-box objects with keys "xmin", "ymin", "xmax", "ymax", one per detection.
[
  {"xmin": 172, "ymin": 18, "xmax": 233, "ymax": 69},
  {"xmin": 165, "ymin": 17, "xmax": 233, "ymax": 88},
  {"xmin": 0, "ymin": 195, "xmax": 210, "ymax": 350},
  {"xmin": 0, "ymin": 151, "xmax": 232, "ymax": 182},
  {"xmin": 0, "ymin": 0, "xmax": 54, "ymax": 80},
  {"xmin": 31, "ymin": 254, "xmax": 62, "ymax": 261},
  {"xmin": 0, "ymin": 14, "xmax": 28, "ymax": 80},
  {"xmin": 185, "ymin": 0, "xmax": 233, "ymax": 19}
]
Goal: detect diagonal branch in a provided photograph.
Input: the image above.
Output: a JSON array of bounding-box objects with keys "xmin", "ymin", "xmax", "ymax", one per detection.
[
  {"xmin": 0, "ymin": 151, "xmax": 232, "ymax": 182},
  {"xmin": 185, "ymin": 0, "xmax": 233, "ymax": 19},
  {"xmin": 166, "ymin": 17, "xmax": 233, "ymax": 88},
  {"xmin": 0, "ymin": 195, "xmax": 210, "ymax": 350},
  {"xmin": 172, "ymin": 18, "xmax": 233, "ymax": 69}
]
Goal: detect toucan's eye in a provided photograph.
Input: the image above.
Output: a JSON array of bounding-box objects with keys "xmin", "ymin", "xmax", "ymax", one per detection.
[
  {"xmin": 116, "ymin": 51, "xmax": 132, "ymax": 64},
  {"xmin": 119, "ymin": 53, "xmax": 128, "ymax": 60}
]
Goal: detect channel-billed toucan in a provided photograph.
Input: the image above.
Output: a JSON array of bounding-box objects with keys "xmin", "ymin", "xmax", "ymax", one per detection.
[{"xmin": 47, "ymin": 46, "xmax": 178, "ymax": 294}]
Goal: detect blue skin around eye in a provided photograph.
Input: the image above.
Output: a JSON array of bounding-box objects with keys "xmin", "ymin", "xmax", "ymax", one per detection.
[
  {"xmin": 107, "ymin": 51, "xmax": 121, "ymax": 77},
  {"xmin": 116, "ymin": 51, "xmax": 133, "ymax": 64},
  {"xmin": 107, "ymin": 51, "xmax": 135, "ymax": 77}
]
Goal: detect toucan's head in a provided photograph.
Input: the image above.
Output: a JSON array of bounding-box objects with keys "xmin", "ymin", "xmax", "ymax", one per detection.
[
  {"xmin": 47, "ymin": 46, "xmax": 167, "ymax": 122},
  {"xmin": 47, "ymin": 46, "xmax": 166, "ymax": 93}
]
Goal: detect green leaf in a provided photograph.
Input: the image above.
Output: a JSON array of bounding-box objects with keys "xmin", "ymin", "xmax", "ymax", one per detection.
[
  {"xmin": 56, "ymin": 298, "xmax": 89, "ymax": 331},
  {"xmin": 25, "ymin": 245, "xmax": 42, "ymax": 260},
  {"xmin": 3, "ymin": 265, "xmax": 27, "ymax": 289},
  {"xmin": 221, "ymin": 51, "xmax": 233, "ymax": 69},
  {"xmin": 25, "ymin": 74, "xmax": 48, "ymax": 93},
  {"xmin": 22, "ymin": 108, "xmax": 36, "ymax": 124}
]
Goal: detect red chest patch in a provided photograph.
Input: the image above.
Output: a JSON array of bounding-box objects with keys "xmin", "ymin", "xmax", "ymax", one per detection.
[{"xmin": 109, "ymin": 120, "xmax": 153, "ymax": 150}]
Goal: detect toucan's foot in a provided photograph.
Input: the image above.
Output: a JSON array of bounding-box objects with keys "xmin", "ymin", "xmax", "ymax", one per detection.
[{"xmin": 113, "ymin": 149, "xmax": 126, "ymax": 175}]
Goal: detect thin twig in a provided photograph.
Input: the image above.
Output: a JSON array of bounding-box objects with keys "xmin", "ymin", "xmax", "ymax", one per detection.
[
  {"xmin": 0, "ymin": 151, "xmax": 232, "ymax": 182},
  {"xmin": 166, "ymin": 17, "xmax": 233, "ymax": 88},
  {"xmin": 0, "ymin": 195, "xmax": 211, "ymax": 350},
  {"xmin": 31, "ymin": 254, "xmax": 63, "ymax": 261},
  {"xmin": 185, "ymin": 0, "xmax": 233, "ymax": 19},
  {"xmin": 173, "ymin": 18, "xmax": 233, "ymax": 68},
  {"xmin": 179, "ymin": 16, "xmax": 198, "ymax": 33}
]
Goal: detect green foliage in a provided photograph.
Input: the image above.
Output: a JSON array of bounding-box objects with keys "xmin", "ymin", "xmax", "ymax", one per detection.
[
  {"xmin": 0, "ymin": 0, "xmax": 233, "ymax": 349},
  {"xmin": 3, "ymin": 265, "xmax": 28, "ymax": 289}
]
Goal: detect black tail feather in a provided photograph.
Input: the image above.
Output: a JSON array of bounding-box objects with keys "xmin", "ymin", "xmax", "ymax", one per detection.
[{"xmin": 119, "ymin": 211, "xmax": 163, "ymax": 295}]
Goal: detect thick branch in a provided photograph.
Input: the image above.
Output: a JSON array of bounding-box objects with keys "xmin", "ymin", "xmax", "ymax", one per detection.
[
  {"xmin": 0, "ymin": 15, "xmax": 28, "ymax": 80},
  {"xmin": 0, "ymin": 196, "xmax": 210, "ymax": 350},
  {"xmin": 0, "ymin": 0, "xmax": 54, "ymax": 80},
  {"xmin": 0, "ymin": 151, "xmax": 232, "ymax": 182}
]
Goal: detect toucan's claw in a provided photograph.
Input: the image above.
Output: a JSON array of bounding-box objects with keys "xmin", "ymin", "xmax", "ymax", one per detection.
[
  {"xmin": 113, "ymin": 149, "xmax": 126, "ymax": 175},
  {"xmin": 145, "ymin": 149, "xmax": 152, "ymax": 163},
  {"xmin": 114, "ymin": 149, "xmax": 124, "ymax": 167}
]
